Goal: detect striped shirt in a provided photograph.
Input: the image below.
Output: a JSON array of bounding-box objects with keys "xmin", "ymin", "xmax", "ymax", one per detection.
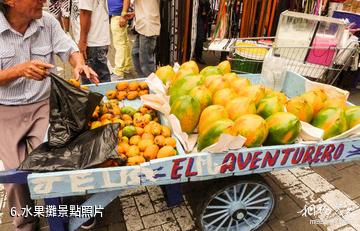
[{"xmin": 0, "ymin": 11, "xmax": 79, "ymax": 105}]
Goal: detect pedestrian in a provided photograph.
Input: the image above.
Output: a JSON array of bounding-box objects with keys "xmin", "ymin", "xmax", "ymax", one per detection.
[
  {"xmin": 71, "ymin": 0, "xmax": 111, "ymax": 84},
  {"xmin": 128, "ymin": 0, "xmax": 160, "ymax": 78},
  {"xmin": 108, "ymin": 0, "xmax": 134, "ymax": 81},
  {"xmin": 194, "ymin": 0, "xmax": 211, "ymax": 64},
  {"xmin": 0, "ymin": 0, "xmax": 98, "ymax": 230},
  {"xmin": 48, "ymin": 0, "xmax": 70, "ymax": 32}
]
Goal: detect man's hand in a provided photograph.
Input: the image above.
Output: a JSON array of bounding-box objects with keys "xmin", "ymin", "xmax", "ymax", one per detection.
[
  {"xmin": 125, "ymin": 12, "xmax": 135, "ymax": 20},
  {"xmin": 73, "ymin": 64, "xmax": 99, "ymax": 84},
  {"xmin": 78, "ymin": 40, "xmax": 88, "ymax": 60},
  {"xmin": 119, "ymin": 16, "xmax": 127, "ymax": 27},
  {"xmin": 16, "ymin": 60, "xmax": 54, "ymax": 81}
]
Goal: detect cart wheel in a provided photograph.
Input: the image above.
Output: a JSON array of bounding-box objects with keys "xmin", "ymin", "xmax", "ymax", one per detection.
[{"xmin": 196, "ymin": 175, "xmax": 275, "ymax": 231}]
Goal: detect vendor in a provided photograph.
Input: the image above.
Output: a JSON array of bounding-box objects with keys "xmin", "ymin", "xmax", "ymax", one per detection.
[{"xmin": 0, "ymin": 0, "xmax": 98, "ymax": 230}]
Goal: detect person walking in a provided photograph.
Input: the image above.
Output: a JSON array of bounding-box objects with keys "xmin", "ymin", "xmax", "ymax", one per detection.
[
  {"xmin": 71, "ymin": 0, "xmax": 111, "ymax": 84},
  {"xmin": 129, "ymin": 0, "xmax": 160, "ymax": 78},
  {"xmin": 108, "ymin": 0, "xmax": 134, "ymax": 80}
]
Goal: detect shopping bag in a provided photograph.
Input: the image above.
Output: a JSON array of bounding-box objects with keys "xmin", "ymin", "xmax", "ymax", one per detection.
[
  {"xmin": 48, "ymin": 73, "xmax": 103, "ymax": 147},
  {"xmin": 18, "ymin": 124, "xmax": 122, "ymax": 172},
  {"xmin": 306, "ymin": 36, "xmax": 337, "ymax": 67}
]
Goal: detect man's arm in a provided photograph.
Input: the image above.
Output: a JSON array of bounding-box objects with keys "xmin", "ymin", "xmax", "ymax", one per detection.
[
  {"xmin": 123, "ymin": 0, "xmax": 130, "ymax": 12},
  {"xmin": 79, "ymin": 9, "xmax": 92, "ymax": 59},
  {"xmin": 0, "ymin": 61, "xmax": 54, "ymax": 86},
  {"xmin": 119, "ymin": 0, "xmax": 130, "ymax": 27}
]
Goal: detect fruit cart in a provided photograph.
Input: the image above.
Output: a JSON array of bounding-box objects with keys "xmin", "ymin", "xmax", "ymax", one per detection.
[
  {"xmin": 227, "ymin": 37, "xmax": 359, "ymax": 85},
  {"xmin": 2, "ymin": 72, "xmax": 360, "ymax": 231}
]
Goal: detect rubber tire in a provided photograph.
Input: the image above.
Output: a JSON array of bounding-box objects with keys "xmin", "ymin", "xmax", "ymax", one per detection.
[{"xmin": 194, "ymin": 174, "xmax": 276, "ymax": 231}]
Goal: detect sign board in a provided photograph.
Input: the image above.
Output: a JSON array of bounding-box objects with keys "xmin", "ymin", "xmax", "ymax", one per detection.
[{"xmin": 28, "ymin": 138, "xmax": 360, "ymax": 199}]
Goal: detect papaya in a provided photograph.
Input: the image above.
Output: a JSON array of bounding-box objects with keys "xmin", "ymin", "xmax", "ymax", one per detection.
[
  {"xmin": 155, "ymin": 65, "xmax": 175, "ymax": 84},
  {"xmin": 345, "ymin": 106, "xmax": 360, "ymax": 129},
  {"xmin": 238, "ymin": 85, "xmax": 266, "ymax": 104},
  {"xmin": 169, "ymin": 75, "xmax": 201, "ymax": 105},
  {"xmin": 200, "ymin": 66, "xmax": 223, "ymax": 77},
  {"xmin": 197, "ymin": 119, "xmax": 235, "ymax": 151},
  {"xmin": 170, "ymin": 95, "xmax": 201, "ymax": 133},
  {"xmin": 222, "ymin": 73, "xmax": 238, "ymax": 83},
  {"xmin": 312, "ymin": 107, "xmax": 348, "ymax": 140},
  {"xmin": 225, "ymin": 97, "xmax": 257, "ymax": 121},
  {"xmin": 189, "ymin": 86, "xmax": 212, "ymax": 111},
  {"xmin": 285, "ymin": 96, "xmax": 313, "ymax": 123},
  {"xmin": 217, "ymin": 60, "xmax": 231, "ymax": 74},
  {"xmin": 180, "ymin": 60, "xmax": 199, "ymax": 74},
  {"xmin": 323, "ymin": 98, "xmax": 346, "ymax": 110},
  {"xmin": 265, "ymin": 112, "xmax": 301, "ymax": 145},
  {"xmin": 198, "ymin": 105, "xmax": 229, "ymax": 134},
  {"xmin": 203, "ymin": 74, "xmax": 222, "ymax": 88},
  {"xmin": 173, "ymin": 69, "xmax": 193, "ymax": 83},
  {"xmin": 301, "ymin": 89, "xmax": 328, "ymax": 115},
  {"xmin": 207, "ymin": 78, "xmax": 230, "ymax": 94},
  {"xmin": 212, "ymin": 88, "xmax": 237, "ymax": 107},
  {"xmin": 234, "ymin": 114, "xmax": 268, "ymax": 147},
  {"xmin": 257, "ymin": 96, "xmax": 284, "ymax": 119},
  {"xmin": 264, "ymin": 89, "xmax": 287, "ymax": 104},
  {"xmin": 230, "ymin": 77, "xmax": 251, "ymax": 95}
]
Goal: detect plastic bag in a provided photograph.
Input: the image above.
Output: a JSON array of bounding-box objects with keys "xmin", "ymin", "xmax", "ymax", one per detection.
[
  {"xmin": 18, "ymin": 123, "xmax": 122, "ymax": 172},
  {"xmin": 48, "ymin": 73, "xmax": 103, "ymax": 147}
]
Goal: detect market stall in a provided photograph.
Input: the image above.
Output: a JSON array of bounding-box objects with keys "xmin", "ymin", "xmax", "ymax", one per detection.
[{"xmin": 1, "ymin": 61, "xmax": 360, "ymax": 230}]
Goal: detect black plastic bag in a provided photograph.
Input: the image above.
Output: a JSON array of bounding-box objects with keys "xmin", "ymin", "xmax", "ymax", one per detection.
[
  {"xmin": 19, "ymin": 124, "xmax": 122, "ymax": 171},
  {"xmin": 48, "ymin": 73, "xmax": 103, "ymax": 147}
]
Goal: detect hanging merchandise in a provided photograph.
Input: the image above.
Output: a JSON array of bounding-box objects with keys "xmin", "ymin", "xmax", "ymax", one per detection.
[
  {"xmin": 212, "ymin": 0, "xmax": 228, "ymax": 39},
  {"xmin": 190, "ymin": 0, "xmax": 199, "ymax": 59}
]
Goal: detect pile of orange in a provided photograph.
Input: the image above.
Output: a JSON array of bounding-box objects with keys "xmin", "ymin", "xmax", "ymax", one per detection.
[{"xmin": 106, "ymin": 81, "xmax": 149, "ymax": 101}]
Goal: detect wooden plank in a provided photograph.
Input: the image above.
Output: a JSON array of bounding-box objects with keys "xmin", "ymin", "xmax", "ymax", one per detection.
[
  {"xmin": 267, "ymin": 0, "xmax": 278, "ymax": 36},
  {"xmin": 256, "ymin": 0, "xmax": 268, "ymax": 37},
  {"xmin": 240, "ymin": 0, "xmax": 248, "ymax": 37},
  {"xmin": 181, "ymin": 0, "xmax": 191, "ymax": 63}
]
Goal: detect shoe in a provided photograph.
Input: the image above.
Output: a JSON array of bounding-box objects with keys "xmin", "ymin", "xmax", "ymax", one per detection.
[
  {"xmin": 81, "ymin": 217, "xmax": 96, "ymax": 230},
  {"xmin": 111, "ymin": 73, "xmax": 124, "ymax": 82}
]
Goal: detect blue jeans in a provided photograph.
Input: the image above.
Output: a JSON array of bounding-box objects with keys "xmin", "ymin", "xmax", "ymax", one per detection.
[
  {"xmin": 132, "ymin": 34, "xmax": 157, "ymax": 78},
  {"xmin": 82, "ymin": 46, "xmax": 111, "ymax": 84}
]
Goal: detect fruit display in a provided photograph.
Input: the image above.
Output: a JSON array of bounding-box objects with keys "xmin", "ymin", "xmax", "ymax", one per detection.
[
  {"xmin": 105, "ymin": 81, "xmax": 149, "ymax": 101},
  {"xmin": 90, "ymin": 101, "xmax": 178, "ymax": 167},
  {"xmin": 153, "ymin": 60, "xmax": 360, "ymax": 151}
]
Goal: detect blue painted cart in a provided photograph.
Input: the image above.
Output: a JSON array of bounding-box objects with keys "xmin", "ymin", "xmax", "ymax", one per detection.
[{"xmin": 2, "ymin": 72, "xmax": 360, "ymax": 231}]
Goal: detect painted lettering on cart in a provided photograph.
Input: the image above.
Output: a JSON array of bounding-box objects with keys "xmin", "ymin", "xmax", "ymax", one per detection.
[{"xmin": 169, "ymin": 143, "xmax": 345, "ymax": 179}]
